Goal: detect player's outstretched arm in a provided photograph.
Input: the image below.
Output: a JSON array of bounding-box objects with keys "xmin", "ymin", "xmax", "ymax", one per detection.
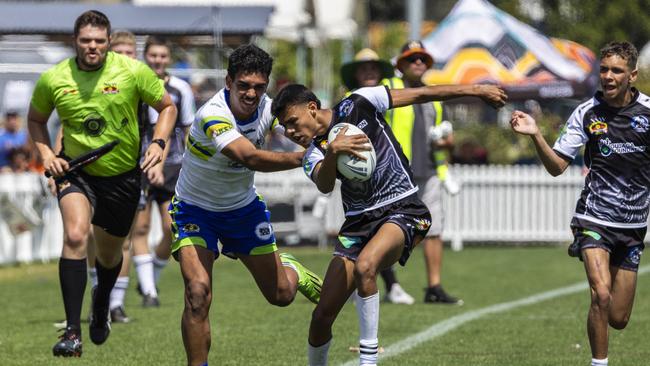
[
  {"xmin": 142, "ymin": 92, "xmax": 178, "ymax": 172},
  {"xmin": 510, "ymin": 110, "xmax": 569, "ymax": 176},
  {"xmin": 390, "ymin": 84, "xmax": 507, "ymax": 109},
  {"xmin": 27, "ymin": 104, "xmax": 69, "ymax": 178},
  {"xmin": 222, "ymin": 136, "xmax": 303, "ymax": 172}
]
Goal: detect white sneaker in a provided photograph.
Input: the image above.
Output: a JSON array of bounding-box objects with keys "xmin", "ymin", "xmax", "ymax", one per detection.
[{"xmin": 386, "ymin": 284, "xmax": 415, "ymax": 305}]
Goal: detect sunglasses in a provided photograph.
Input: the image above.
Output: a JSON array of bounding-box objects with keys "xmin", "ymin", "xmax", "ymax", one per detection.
[{"xmin": 405, "ymin": 55, "xmax": 428, "ymax": 64}]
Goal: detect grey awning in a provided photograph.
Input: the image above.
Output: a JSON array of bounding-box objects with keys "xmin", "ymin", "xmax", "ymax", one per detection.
[{"xmin": 0, "ymin": 2, "xmax": 273, "ymax": 35}]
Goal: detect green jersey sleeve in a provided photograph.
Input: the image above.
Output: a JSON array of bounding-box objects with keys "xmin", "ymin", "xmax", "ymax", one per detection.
[
  {"xmin": 30, "ymin": 71, "xmax": 55, "ymax": 115},
  {"xmin": 134, "ymin": 61, "xmax": 165, "ymax": 107}
]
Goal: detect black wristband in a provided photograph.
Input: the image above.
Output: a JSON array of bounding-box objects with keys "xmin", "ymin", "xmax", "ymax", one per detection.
[{"xmin": 151, "ymin": 138, "xmax": 166, "ymax": 150}]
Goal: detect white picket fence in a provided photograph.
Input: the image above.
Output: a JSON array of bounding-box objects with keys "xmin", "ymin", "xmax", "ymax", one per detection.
[
  {"xmin": 0, "ymin": 165, "xmax": 608, "ymax": 264},
  {"xmin": 441, "ymin": 165, "xmax": 585, "ymax": 250}
]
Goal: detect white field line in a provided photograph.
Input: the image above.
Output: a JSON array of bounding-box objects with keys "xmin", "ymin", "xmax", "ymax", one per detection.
[{"xmin": 339, "ymin": 265, "xmax": 650, "ymax": 366}]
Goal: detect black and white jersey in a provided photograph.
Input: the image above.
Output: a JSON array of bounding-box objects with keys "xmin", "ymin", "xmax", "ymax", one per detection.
[
  {"xmin": 553, "ymin": 89, "xmax": 650, "ymax": 228},
  {"xmin": 303, "ymin": 86, "xmax": 418, "ymax": 216},
  {"xmin": 144, "ymin": 75, "xmax": 195, "ymax": 165}
]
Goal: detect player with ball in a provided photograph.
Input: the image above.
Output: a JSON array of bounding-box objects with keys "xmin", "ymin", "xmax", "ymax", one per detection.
[{"xmin": 272, "ymin": 82, "xmax": 506, "ymax": 366}]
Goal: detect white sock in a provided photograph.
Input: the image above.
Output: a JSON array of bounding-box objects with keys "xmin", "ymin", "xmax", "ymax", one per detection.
[
  {"xmin": 88, "ymin": 267, "xmax": 98, "ymax": 288},
  {"xmin": 592, "ymin": 358, "xmax": 608, "ymax": 366},
  {"xmin": 133, "ymin": 254, "xmax": 158, "ymax": 297},
  {"xmin": 152, "ymin": 254, "xmax": 169, "ymax": 286},
  {"xmin": 355, "ymin": 292, "xmax": 379, "ymax": 366},
  {"xmin": 307, "ymin": 339, "xmax": 331, "ymax": 366},
  {"xmin": 110, "ymin": 276, "xmax": 129, "ymax": 310}
]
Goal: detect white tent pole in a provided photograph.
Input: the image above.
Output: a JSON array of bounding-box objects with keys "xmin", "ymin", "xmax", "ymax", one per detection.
[{"xmin": 407, "ymin": 0, "xmax": 424, "ymax": 41}]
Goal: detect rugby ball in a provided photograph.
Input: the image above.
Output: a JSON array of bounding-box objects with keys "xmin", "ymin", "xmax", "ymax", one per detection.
[{"xmin": 328, "ymin": 123, "xmax": 376, "ymax": 181}]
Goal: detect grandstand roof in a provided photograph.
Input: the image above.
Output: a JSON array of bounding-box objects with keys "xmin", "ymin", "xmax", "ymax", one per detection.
[{"xmin": 0, "ymin": 2, "xmax": 273, "ymax": 35}]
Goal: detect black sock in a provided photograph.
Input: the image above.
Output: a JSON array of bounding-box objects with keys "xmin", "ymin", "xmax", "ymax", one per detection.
[
  {"xmin": 427, "ymin": 284, "xmax": 442, "ymax": 294},
  {"xmin": 94, "ymin": 257, "xmax": 123, "ymax": 309},
  {"xmin": 59, "ymin": 257, "xmax": 87, "ymax": 330},
  {"xmin": 379, "ymin": 267, "xmax": 397, "ymax": 293}
]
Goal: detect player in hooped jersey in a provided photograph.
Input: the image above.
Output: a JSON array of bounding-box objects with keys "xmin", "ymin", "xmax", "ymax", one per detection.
[
  {"xmin": 511, "ymin": 41, "xmax": 650, "ymax": 366},
  {"xmin": 272, "ymin": 83, "xmax": 506, "ymax": 366},
  {"xmin": 170, "ymin": 44, "xmax": 322, "ymax": 366}
]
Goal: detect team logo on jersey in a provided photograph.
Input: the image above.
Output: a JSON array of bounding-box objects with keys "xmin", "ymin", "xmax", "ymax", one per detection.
[
  {"xmin": 338, "ymin": 99, "xmax": 354, "ymax": 118},
  {"xmin": 319, "ymin": 140, "xmax": 329, "ymax": 151},
  {"xmin": 413, "ymin": 218, "xmax": 432, "ymax": 231},
  {"xmin": 255, "ymin": 222, "xmax": 273, "ymax": 241},
  {"xmin": 588, "ymin": 118, "xmax": 608, "ymax": 135},
  {"xmin": 183, "ymin": 223, "xmax": 200, "ymax": 233},
  {"xmin": 598, "ymin": 137, "xmax": 646, "ymax": 157},
  {"xmin": 631, "ymin": 115, "xmax": 650, "ymax": 132},
  {"xmin": 626, "ymin": 246, "xmax": 643, "ymax": 266},
  {"xmin": 337, "ymin": 235, "xmax": 361, "ymax": 249},
  {"xmin": 303, "ymin": 160, "xmax": 314, "ymax": 175},
  {"xmin": 102, "ymin": 82, "xmax": 120, "ymax": 94},
  {"xmin": 358, "ymin": 120, "xmax": 368, "ymax": 129},
  {"xmin": 211, "ymin": 122, "xmax": 232, "ymax": 136},
  {"xmin": 598, "ymin": 139, "xmax": 612, "ymax": 156},
  {"xmin": 83, "ymin": 113, "xmax": 107, "ymax": 137}
]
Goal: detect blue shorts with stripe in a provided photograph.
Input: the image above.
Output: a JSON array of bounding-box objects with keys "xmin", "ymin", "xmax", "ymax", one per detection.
[{"xmin": 169, "ymin": 195, "xmax": 277, "ymax": 260}]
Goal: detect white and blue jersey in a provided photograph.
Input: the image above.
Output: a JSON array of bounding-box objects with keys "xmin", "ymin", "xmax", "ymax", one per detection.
[
  {"xmin": 171, "ymin": 88, "xmax": 283, "ymax": 258},
  {"xmin": 175, "ymin": 88, "xmax": 282, "ymax": 212}
]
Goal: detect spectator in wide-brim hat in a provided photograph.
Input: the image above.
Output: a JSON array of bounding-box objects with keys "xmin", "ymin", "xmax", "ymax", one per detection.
[
  {"xmin": 395, "ymin": 40, "xmax": 434, "ymax": 73},
  {"xmin": 340, "ymin": 48, "xmax": 394, "ymax": 91}
]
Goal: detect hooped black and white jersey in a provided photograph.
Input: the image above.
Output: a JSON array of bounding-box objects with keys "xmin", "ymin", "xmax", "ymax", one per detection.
[
  {"xmin": 303, "ymin": 86, "xmax": 418, "ymax": 216},
  {"xmin": 553, "ymin": 89, "xmax": 650, "ymax": 228}
]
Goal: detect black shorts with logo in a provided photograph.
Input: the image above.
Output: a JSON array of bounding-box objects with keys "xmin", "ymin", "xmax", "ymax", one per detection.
[
  {"xmin": 142, "ymin": 163, "xmax": 181, "ymax": 205},
  {"xmin": 335, "ymin": 194, "xmax": 432, "ymax": 266},
  {"xmin": 57, "ymin": 168, "xmax": 141, "ymax": 237},
  {"xmin": 570, "ymin": 217, "xmax": 645, "ymax": 272}
]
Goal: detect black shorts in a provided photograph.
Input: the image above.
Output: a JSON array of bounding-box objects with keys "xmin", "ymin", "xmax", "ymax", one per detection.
[
  {"xmin": 335, "ymin": 194, "xmax": 432, "ymax": 266},
  {"xmin": 142, "ymin": 164, "xmax": 181, "ymax": 204},
  {"xmin": 57, "ymin": 168, "xmax": 141, "ymax": 237},
  {"xmin": 570, "ymin": 217, "xmax": 645, "ymax": 272}
]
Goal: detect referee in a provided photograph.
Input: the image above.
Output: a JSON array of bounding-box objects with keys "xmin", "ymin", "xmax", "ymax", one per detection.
[{"xmin": 27, "ymin": 10, "xmax": 177, "ymax": 357}]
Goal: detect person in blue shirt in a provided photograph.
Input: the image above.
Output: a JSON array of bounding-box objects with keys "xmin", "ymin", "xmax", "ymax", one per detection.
[{"xmin": 0, "ymin": 111, "xmax": 29, "ymax": 169}]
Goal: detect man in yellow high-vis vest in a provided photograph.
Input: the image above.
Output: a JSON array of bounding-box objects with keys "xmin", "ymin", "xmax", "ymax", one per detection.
[
  {"xmin": 383, "ymin": 41, "xmax": 463, "ymax": 305},
  {"xmin": 339, "ymin": 48, "xmax": 416, "ymax": 305}
]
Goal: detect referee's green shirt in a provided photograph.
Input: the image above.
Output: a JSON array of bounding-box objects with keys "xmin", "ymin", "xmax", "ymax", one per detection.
[{"xmin": 31, "ymin": 52, "xmax": 165, "ymax": 176}]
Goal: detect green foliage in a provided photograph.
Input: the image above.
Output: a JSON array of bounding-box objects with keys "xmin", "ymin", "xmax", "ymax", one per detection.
[
  {"xmin": 493, "ymin": 0, "xmax": 650, "ymax": 51},
  {"xmin": 268, "ymin": 40, "xmax": 299, "ymax": 87},
  {"xmin": 454, "ymin": 114, "xmax": 563, "ymax": 164},
  {"xmin": 637, "ymin": 67, "xmax": 650, "ymax": 94}
]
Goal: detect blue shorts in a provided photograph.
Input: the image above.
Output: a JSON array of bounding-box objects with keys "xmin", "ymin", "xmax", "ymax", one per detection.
[{"xmin": 169, "ymin": 195, "xmax": 277, "ymax": 260}]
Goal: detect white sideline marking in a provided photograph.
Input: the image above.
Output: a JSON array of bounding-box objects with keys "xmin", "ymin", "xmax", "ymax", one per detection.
[{"xmin": 339, "ymin": 265, "xmax": 650, "ymax": 366}]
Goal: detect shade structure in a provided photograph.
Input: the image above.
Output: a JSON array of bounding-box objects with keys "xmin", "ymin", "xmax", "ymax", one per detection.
[
  {"xmin": 0, "ymin": 2, "xmax": 273, "ymax": 36},
  {"xmin": 421, "ymin": 0, "xmax": 598, "ymax": 100}
]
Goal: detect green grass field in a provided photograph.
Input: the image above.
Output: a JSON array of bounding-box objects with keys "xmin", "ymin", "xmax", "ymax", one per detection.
[{"xmin": 1, "ymin": 245, "xmax": 649, "ymax": 365}]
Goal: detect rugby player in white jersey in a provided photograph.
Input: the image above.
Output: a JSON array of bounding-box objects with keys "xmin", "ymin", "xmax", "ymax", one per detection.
[{"xmin": 170, "ymin": 44, "xmax": 322, "ymax": 366}]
